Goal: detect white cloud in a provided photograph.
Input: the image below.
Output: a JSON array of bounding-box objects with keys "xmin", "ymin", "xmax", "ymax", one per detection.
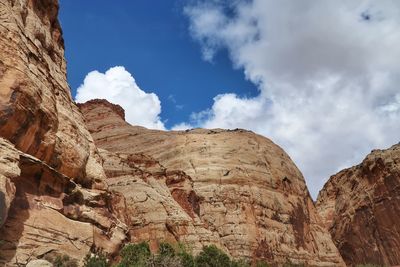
[
  {"xmin": 184, "ymin": 0, "xmax": 400, "ymax": 198},
  {"xmin": 75, "ymin": 66, "xmax": 165, "ymax": 130},
  {"xmin": 171, "ymin": 122, "xmax": 193, "ymax": 131}
]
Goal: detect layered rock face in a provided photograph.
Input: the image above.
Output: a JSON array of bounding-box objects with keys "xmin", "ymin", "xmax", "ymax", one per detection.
[
  {"xmin": 0, "ymin": 139, "xmax": 20, "ymax": 228},
  {"xmin": 80, "ymin": 99, "xmax": 345, "ymax": 266},
  {"xmin": 0, "ymin": 137, "xmax": 128, "ymax": 266},
  {"xmin": 316, "ymin": 144, "xmax": 400, "ymax": 266},
  {"xmin": 0, "ymin": 0, "xmax": 105, "ymax": 186},
  {"xmin": 0, "ymin": 0, "xmax": 352, "ymax": 266},
  {"xmin": 0, "ymin": 1, "xmax": 127, "ymax": 265},
  {"xmin": 98, "ymin": 148, "xmax": 223, "ymax": 253}
]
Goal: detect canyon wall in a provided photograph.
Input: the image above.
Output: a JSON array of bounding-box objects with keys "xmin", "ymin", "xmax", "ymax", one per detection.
[
  {"xmin": 0, "ymin": 0, "xmax": 105, "ymax": 187},
  {"xmin": 5, "ymin": 0, "xmax": 392, "ymax": 266},
  {"xmin": 0, "ymin": 1, "xmax": 126, "ymax": 265},
  {"xmin": 0, "ymin": 137, "xmax": 127, "ymax": 265},
  {"xmin": 316, "ymin": 144, "xmax": 400, "ymax": 266},
  {"xmin": 79, "ymin": 99, "xmax": 345, "ymax": 266}
]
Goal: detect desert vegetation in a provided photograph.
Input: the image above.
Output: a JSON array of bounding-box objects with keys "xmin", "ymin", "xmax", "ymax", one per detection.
[
  {"xmin": 81, "ymin": 241, "xmax": 304, "ymax": 267},
  {"xmin": 39, "ymin": 242, "xmax": 388, "ymax": 267}
]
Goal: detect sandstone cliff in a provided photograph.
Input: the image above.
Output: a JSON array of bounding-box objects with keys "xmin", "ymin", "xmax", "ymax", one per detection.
[
  {"xmin": 0, "ymin": 139, "xmax": 20, "ymax": 228},
  {"xmin": 0, "ymin": 0, "xmax": 349, "ymax": 266},
  {"xmin": 316, "ymin": 144, "xmax": 400, "ymax": 266},
  {"xmin": 0, "ymin": 1, "xmax": 127, "ymax": 265},
  {"xmin": 0, "ymin": 0, "xmax": 105, "ymax": 187},
  {"xmin": 80, "ymin": 99, "xmax": 345, "ymax": 266},
  {"xmin": 0, "ymin": 137, "xmax": 127, "ymax": 266}
]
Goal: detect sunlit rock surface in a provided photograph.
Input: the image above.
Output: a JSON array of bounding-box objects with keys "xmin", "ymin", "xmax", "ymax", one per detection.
[
  {"xmin": 0, "ymin": 0, "xmax": 105, "ymax": 187},
  {"xmin": 80, "ymin": 99, "xmax": 345, "ymax": 266},
  {"xmin": 0, "ymin": 1, "xmax": 127, "ymax": 265}
]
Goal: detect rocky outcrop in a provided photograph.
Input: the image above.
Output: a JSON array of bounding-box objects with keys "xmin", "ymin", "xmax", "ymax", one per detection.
[
  {"xmin": 0, "ymin": 139, "xmax": 20, "ymax": 228},
  {"xmin": 0, "ymin": 138, "xmax": 127, "ymax": 266},
  {"xmin": 26, "ymin": 259, "xmax": 53, "ymax": 267},
  {"xmin": 0, "ymin": 0, "xmax": 355, "ymax": 266},
  {"xmin": 80, "ymin": 100, "xmax": 345, "ymax": 266},
  {"xmin": 0, "ymin": 1, "xmax": 127, "ymax": 265},
  {"xmin": 316, "ymin": 144, "xmax": 400, "ymax": 266},
  {"xmin": 0, "ymin": 0, "xmax": 106, "ymax": 187},
  {"xmin": 78, "ymin": 99, "xmax": 125, "ymax": 121},
  {"xmin": 99, "ymin": 148, "xmax": 223, "ymax": 253}
]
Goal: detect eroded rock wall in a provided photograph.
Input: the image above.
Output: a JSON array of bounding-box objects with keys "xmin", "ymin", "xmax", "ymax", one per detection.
[
  {"xmin": 0, "ymin": 139, "xmax": 20, "ymax": 228},
  {"xmin": 0, "ymin": 1, "xmax": 127, "ymax": 265},
  {"xmin": 99, "ymin": 148, "xmax": 223, "ymax": 253},
  {"xmin": 0, "ymin": 138, "xmax": 127, "ymax": 266},
  {"xmin": 80, "ymin": 99, "xmax": 345, "ymax": 266},
  {"xmin": 316, "ymin": 144, "xmax": 400, "ymax": 266},
  {"xmin": 0, "ymin": 0, "xmax": 105, "ymax": 186}
]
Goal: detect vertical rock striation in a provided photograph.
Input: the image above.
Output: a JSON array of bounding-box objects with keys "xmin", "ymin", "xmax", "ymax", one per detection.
[
  {"xmin": 0, "ymin": 139, "xmax": 20, "ymax": 228},
  {"xmin": 0, "ymin": 1, "xmax": 127, "ymax": 265},
  {"xmin": 0, "ymin": 137, "xmax": 128, "ymax": 266},
  {"xmin": 316, "ymin": 144, "xmax": 400, "ymax": 266},
  {"xmin": 0, "ymin": 0, "xmax": 356, "ymax": 265},
  {"xmin": 98, "ymin": 148, "xmax": 223, "ymax": 253},
  {"xmin": 0, "ymin": 0, "xmax": 105, "ymax": 187},
  {"xmin": 80, "ymin": 99, "xmax": 345, "ymax": 266}
]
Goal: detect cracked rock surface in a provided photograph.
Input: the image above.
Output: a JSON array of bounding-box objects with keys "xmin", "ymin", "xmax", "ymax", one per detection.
[
  {"xmin": 0, "ymin": 1, "xmax": 127, "ymax": 265},
  {"xmin": 316, "ymin": 144, "xmax": 400, "ymax": 266},
  {"xmin": 0, "ymin": 137, "xmax": 127, "ymax": 266},
  {"xmin": 0, "ymin": 0, "xmax": 105, "ymax": 187},
  {"xmin": 80, "ymin": 99, "xmax": 345, "ymax": 266}
]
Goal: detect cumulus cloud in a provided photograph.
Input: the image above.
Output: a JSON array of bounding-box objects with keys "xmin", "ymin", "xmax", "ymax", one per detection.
[
  {"xmin": 184, "ymin": 0, "xmax": 400, "ymax": 198},
  {"xmin": 171, "ymin": 122, "xmax": 193, "ymax": 131},
  {"xmin": 75, "ymin": 66, "xmax": 165, "ymax": 130}
]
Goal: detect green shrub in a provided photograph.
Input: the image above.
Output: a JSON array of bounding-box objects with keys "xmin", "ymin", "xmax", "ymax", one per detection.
[
  {"xmin": 80, "ymin": 241, "xmax": 304, "ymax": 267},
  {"xmin": 152, "ymin": 254, "xmax": 182, "ymax": 267},
  {"xmin": 356, "ymin": 264, "xmax": 386, "ymax": 267},
  {"xmin": 151, "ymin": 242, "xmax": 180, "ymax": 267},
  {"xmin": 83, "ymin": 251, "xmax": 109, "ymax": 267},
  {"xmin": 176, "ymin": 243, "xmax": 195, "ymax": 267},
  {"xmin": 230, "ymin": 259, "xmax": 251, "ymax": 267},
  {"xmin": 52, "ymin": 255, "xmax": 78, "ymax": 267},
  {"xmin": 159, "ymin": 242, "xmax": 176, "ymax": 258},
  {"xmin": 195, "ymin": 245, "xmax": 231, "ymax": 267},
  {"xmin": 255, "ymin": 261, "xmax": 270, "ymax": 267},
  {"xmin": 118, "ymin": 242, "xmax": 151, "ymax": 267}
]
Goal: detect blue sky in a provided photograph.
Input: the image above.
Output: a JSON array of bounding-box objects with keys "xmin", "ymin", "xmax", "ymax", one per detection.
[
  {"xmin": 58, "ymin": 0, "xmax": 258, "ymax": 129},
  {"xmin": 59, "ymin": 1, "xmax": 400, "ymax": 198}
]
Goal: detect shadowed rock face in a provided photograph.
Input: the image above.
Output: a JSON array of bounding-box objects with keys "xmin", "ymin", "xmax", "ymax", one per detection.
[
  {"xmin": 0, "ymin": 138, "xmax": 128, "ymax": 266},
  {"xmin": 0, "ymin": 0, "xmax": 105, "ymax": 186},
  {"xmin": 80, "ymin": 99, "xmax": 345, "ymax": 266},
  {"xmin": 316, "ymin": 144, "xmax": 400, "ymax": 266},
  {"xmin": 0, "ymin": 1, "xmax": 129, "ymax": 265},
  {"xmin": 0, "ymin": 139, "xmax": 19, "ymax": 228}
]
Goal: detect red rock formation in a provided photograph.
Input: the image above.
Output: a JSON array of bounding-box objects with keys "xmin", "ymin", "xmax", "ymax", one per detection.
[
  {"xmin": 0, "ymin": 0, "xmax": 105, "ymax": 187},
  {"xmin": 99, "ymin": 148, "xmax": 223, "ymax": 253},
  {"xmin": 0, "ymin": 1, "xmax": 128, "ymax": 265},
  {"xmin": 316, "ymin": 144, "xmax": 400, "ymax": 266},
  {"xmin": 0, "ymin": 0, "xmax": 373, "ymax": 266},
  {"xmin": 0, "ymin": 140, "xmax": 20, "ymax": 228},
  {"xmin": 78, "ymin": 99, "xmax": 125, "ymax": 121},
  {"xmin": 0, "ymin": 138, "xmax": 128, "ymax": 266},
  {"xmin": 80, "ymin": 99, "xmax": 345, "ymax": 266}
]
